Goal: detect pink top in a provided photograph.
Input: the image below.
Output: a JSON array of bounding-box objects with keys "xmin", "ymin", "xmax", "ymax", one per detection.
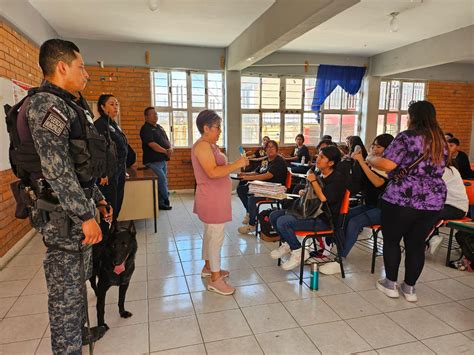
[{"xmin": 191, "ymin": 138, "xmax": 232, "ymax": 224}]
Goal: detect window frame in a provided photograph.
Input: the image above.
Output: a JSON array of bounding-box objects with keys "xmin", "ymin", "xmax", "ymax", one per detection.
[
  {"xmin": 240, "ymin": 73, "xmax": 362, "ymax": 146},
  {"xmin": 377, "ymin": 79, "xmax": 426, "ymax": 136},
  {"xmin": 150, "ymin": 69, "xmax": 225, "ymax": 147}
]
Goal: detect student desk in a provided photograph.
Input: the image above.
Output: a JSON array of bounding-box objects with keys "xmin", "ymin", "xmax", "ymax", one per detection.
[
  {"xmin": 118, "ymin": 168, "xmax": 159, "ymax": 232},
  {"xmin": 445, "ymin": 220, "xmax": 474, "ymax": 266}
]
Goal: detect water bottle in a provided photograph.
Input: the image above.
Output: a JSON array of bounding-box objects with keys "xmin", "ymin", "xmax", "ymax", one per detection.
[
  {"xmin": 354, "ymin": 145, "xmax": 362, "ymax": 154},
  {"xmin": 310, "ymin": 263, "xmax": 319, "ymax": 290},
  {"xmin": 238, "ymin": 146, "xmax": 245, "ymax": 157},
  {"xmin": 301, "ymin": 156, "xmax": 306, "ymax": 164}
]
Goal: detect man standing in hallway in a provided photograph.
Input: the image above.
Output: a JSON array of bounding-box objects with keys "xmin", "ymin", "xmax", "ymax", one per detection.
[{"xmin": 140, "ymin": 107, "xmax": 173, "ymax": 210}]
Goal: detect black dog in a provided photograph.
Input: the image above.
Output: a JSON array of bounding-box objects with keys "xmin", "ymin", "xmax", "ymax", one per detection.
[{"xmin": 90, "ymin": 221, "xmax": 138, "ymax": 330}]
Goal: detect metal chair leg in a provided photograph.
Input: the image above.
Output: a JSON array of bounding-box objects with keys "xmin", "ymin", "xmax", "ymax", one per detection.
[
  {"xmin": 445, "ymin": 228, "xmax": 455, "ymax": 266},
  {"xmin": 371, "ymin": 228, "xmax": 378, "ymax": 274},
  {"xmin": 299, "ymin": 237, "xmax": 308, "ymax": 285}
]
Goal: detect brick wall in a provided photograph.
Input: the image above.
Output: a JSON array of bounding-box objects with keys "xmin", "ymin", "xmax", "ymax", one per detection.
[
  {"xmin": 0, "ymin": 21, "xmax": 42, "ymax": 257},
  {"xmin": 426, "ymin": 81, "xmax": 474, "ymax": 154}
]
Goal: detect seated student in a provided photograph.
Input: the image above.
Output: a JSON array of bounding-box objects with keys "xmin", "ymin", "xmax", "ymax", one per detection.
[
  {"xmin": 283, "ymin": 134, "xmax": 311, "ymax": 163},
  {"xmin": 426, "ymin": 161, "xmax": 469, "ymax": 254},
  {"xmin": 448, "ymin": 138, "xmax": 474, "ymax": 179},
  {"xmin": 309, "ymin": 139, "xmax": 337, "ymax": 167},
  {"xmin": 347, "ymin": 135, "xmax": 368, "ymax": 159},
  {"xmin": 320, "ymin": 134, "xmax": 394, "ymax": 274},
  {"xmin": 245, "ymin": 136, "xmax": 270, "ymax": 172},
  {"xmin": 322, "ymin": 134, "xmax": 332, "ymax": 141},
  {"xmin": 237, "ymin": 140, "xmax": 288, "ymax": 234},
  {"xmin": 269, "ymin": 146, "xmax": 345, "ymax": 270}
]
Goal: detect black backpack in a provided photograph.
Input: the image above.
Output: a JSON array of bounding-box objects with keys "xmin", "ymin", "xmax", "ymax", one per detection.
[
  {"xmin": 455, "ymin": 231, "xmax": 474, "ymax": 263},
  {"xmin": 257, "ymin": 209, "xmax": 278, "ymax": 237},
  {"xmin": 336, "ymin": 158, "xmax": 366, "ymax": 196}
]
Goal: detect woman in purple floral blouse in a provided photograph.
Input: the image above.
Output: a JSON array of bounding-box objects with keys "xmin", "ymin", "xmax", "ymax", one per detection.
[{"xmin": 367, "ymin": 101, "xmax": 447, "ymax": 302}]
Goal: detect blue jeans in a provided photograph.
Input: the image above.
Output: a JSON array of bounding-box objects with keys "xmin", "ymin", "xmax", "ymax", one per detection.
[
  {"xmin": 270, "ymin": 210, "xmax": 329, "ymax": 250},
  {"xmin": 237, "ymin": 183, "xmax": 249, "ymax": 211},
  {"xmin": 248, "ymin": 195, "xmax": 266, "ymax": 226},
  {"xmin": 146, "ymin": 161, "xmax": 169, "ymax": 205},
  {"xmin": 343, "ymin": 205, "xmax": 381, "ymax": 257}
]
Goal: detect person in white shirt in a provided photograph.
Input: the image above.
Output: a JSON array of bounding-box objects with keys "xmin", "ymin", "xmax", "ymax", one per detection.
[{"xmin": 427, "ymin": 162, "xmax": 468, "ymax": 254}]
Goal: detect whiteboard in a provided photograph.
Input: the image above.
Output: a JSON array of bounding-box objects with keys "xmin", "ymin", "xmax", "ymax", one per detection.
[{"xmin": 0, "ymin": 78, "xmax": 31, "ymax": 171}]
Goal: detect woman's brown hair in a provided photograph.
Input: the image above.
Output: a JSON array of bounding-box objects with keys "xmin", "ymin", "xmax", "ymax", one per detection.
[{"xmin": 408, "ymin": 100, "xmax": 446, "ymax": 165}]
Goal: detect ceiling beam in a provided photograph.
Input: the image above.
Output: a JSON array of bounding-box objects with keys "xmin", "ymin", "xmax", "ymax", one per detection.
[
  {"xmin": 226, "ymin": 0, "xmax": 360, "ymax": 71},
  {"xmin": 369, "ymin": 25, "xmax": 474, "ymax": 77}
]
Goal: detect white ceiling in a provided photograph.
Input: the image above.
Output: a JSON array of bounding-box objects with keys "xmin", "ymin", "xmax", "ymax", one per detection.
[
  {"xmin": 281, "ymin": 0, "xmax": 474, "ymax": 56},
  {"xmin": 28, "ymin": 0, "xmax": 473, "ymax": 57},
  {"xmin": 29, "ymin": 0, "xmax": 275, "ymax": 47}
]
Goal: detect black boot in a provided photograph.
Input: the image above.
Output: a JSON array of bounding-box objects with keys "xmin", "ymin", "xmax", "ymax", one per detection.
[{"xmin": 82, "ymin": 325, "xmax": 109, "ymax": 345}]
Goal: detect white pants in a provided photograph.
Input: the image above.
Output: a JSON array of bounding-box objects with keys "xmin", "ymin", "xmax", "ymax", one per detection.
[{"xmin": 202, "ymin": 223, "xmax": 225, "ymax": 272}]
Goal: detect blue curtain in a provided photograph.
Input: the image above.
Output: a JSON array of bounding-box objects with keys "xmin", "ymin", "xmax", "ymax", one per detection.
[{"xmin": 311, "ymin": 65, "xmax": 366, "ymax": 112}]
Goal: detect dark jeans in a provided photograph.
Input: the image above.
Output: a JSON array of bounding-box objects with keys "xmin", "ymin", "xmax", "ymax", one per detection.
[
  {"xmin": 438, "ymin": 204, "xmax": 466, "ymax": 220},
  {"xmin": 381, "ymin": 200, "xmax": 440, "ymax": 286},
  {"xmin": 342, "ymin": 205, "xmax": 381, "ymax": 258},
  {"xmin": 270, "ymin": 209, "xmax": 329, "ymax": 250},
  {"xmin": 236, "ymin": 183, "xmax": 266, "ymax": 225}
]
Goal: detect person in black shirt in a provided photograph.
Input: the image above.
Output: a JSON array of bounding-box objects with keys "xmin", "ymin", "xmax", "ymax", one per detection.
[
  {"xmin": 244, "ymin": 136, "xmax": 269, "ymax": 172},
  {"xmin": 320, "ymin": 134, "xmax": 394, "ymax": 275},
  {"xmin": 237, "ymin": 140, "xmax": 288, "ymax": 234},
  {"xmin": 283, "ymin": 134, "xmax": 311, "ymax": 164},
  {"xmin": 94, "ymin": 94, "xmax": 128, "ymax": 221},
  {"xmin": 140, "ymin": 107, "xmax": 173, "ymax": 210},
  {"xmin": 269, "ymin": 146, "xmax": 345, "ymax": 271},
  {"xmin": 448, "ymin": 138, "xmax": 474, "ymax": 179}
]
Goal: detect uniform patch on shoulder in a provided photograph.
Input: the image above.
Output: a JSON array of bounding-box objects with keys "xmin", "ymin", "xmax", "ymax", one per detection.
[{"xmin": 41, "ymin": 106, "xmax": 68, "ymax": 136}]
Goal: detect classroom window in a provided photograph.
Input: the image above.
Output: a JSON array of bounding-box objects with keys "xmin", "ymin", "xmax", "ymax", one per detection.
[
  {"xmin": 151, "ymin": 70, "xmax": 225, "ymax": 147},
  {"xmin": 240, "ymin": 75, "xmax": 360, "ymax": 146},
  {"xmin": 377, "ymin": 79, "xmax": 425, "ymax": 136}
]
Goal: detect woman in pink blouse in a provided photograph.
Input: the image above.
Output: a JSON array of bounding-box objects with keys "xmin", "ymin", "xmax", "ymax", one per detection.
[{"xmin": 192, "ymin": 110, "xmax": 248, "ymax": 295}]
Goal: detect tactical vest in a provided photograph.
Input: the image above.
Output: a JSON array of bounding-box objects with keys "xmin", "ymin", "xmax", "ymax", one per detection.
[{"xmin": 4, "ymin": 86, "xmax": 111, "ymax": 183}]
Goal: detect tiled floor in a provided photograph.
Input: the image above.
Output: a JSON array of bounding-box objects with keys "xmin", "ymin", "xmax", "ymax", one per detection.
[{"xmin": 1, "ymin": 193, "xmax": 473, "ymax": 354}]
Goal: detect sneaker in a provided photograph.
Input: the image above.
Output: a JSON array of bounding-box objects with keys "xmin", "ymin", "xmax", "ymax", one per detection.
[
  {"xmin": 242, "ymin": 213, "xmax": 250, "ymax": 224},
  {"xmin": 400, "ymin": 282, "xmax": 418, "ymax": 302},
  {"xmin": 270, "ymin": 242, "xmax": 291, "ymax": 260},
  {"xmin": 281, "ymin": 248, "xmax": 302, "ymax": 271},
  {"xmin": 201, "ymin": 266, "xmax": 230, "ymax": 278},
  {"xmin": 376, "ymin": 278, "xmax": 399, "ymax": 298},
  {"xmin": 207, "ymin": 276, "xmax": 235, "ymax": 295},
  {"xmin": 429, "ymin": 235, "xmax": 443, "ymax": 255},
  {"xmin": 238, "ymin": 225, "xmax": 256, "ymax": 234},
  {"xmin": 319, "ymin": 261, "xmax": 341, "ymax": 275}
]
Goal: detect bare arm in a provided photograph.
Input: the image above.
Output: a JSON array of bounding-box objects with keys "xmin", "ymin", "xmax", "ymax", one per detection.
[
  {"xmin": 194, "ymin": 141, "xmax": 247, "ymax": 179},
  {"xmin": 352, "ymin": 153, "xmax": 386, "ymax": 187},
  {"xmin": 366, "ymin": 155, "xmax": 397, "ymax": 173},
  {"xmin": 307, "ymin": 171, "xmax": 326, "ymax": 202},
  {"xmin": 241, "ymin": 171, "xmax": 273, "ymax": 181}
]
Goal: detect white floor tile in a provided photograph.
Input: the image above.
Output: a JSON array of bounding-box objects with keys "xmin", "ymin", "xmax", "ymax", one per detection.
[
  {"xmin": 0, "ymin": 280, "xmax": 29, "ymax": 298},
  {"xmin": 376, "ymin": 341, "xmax": 435, "ymax": 354},
  {"xmin": 0, "ymin": 339, "xmax": 39, "ymax": 354},
  {"xmin": 424, "ymin": 279, "xmax": 474, "ymax": 300},
  {"xmin": 190, "ymin": 291, "xmax": 239, "ymax": 314},
  {"xmin": 93, "ymin": 322, "xmax": 149, "ymax": 354},
  {"xmin": 322, "ymin": 292, "xmax": 381, "ymax": 320},
  {"xmin": 6, "ymin": 294, "xmax": 48, "ymax": 317},
  {"xmin": 205, "ymin": 335, "xmax": 263, "ymax": 355},
  {"xmin": 283, "ymin": 298, "xmax": 340, "ymax": 326},
  {"xmin": 424, "ymin": 302, "xmax": 474, "ymax": 332},
  {"xmin": 346, "ymin": 314, "xmax": 416, "ymax": 349},
  {"xmin": 241, "ymin": 303, "xmax": 298, "ymax": 334},
  {"xmin": 151, "ymin": 343, "xmax": 206, "ymax": 354},
  {"xmin": 255, "ymin": 266, "xmax": 298, "ymax": 283},
  {"xmin": 148, "ymin": 277, "xmax": 189, "ymax": 298},
  {"xmin": 0, "ymin": 296, "xmax": 16, "ymax": 318},
  {"xmin": 304, "ymin": 320, "xmax": 372, "ymax": 354},
  {"xmin": 256, "ymin": 328, "xmax": 320, "ymax": 354},
  {"xmin": 267, "ymin": 279, "xmax": 317, "ymax": 302},
  {"xmin": 197, "ymin": 309, "xmax": 252, "ymax": 342},
  {"xmin": 0, "ymin": 313, "xmax": 49, "ymax": 344},
  {"xmin": 233, "ymin": 284, "xmax": 279, "ymax": 307},
  {"xmin": 422, "ymin": 333, "xmax": 474, "ymax": 354},
  {"xmin": 386, "ymin": 308, "xmax": 456, "ymax": 340},
  {"xmin": 149, "ymin": 315, "xmax": 202, "ymax": 352},
  {"xmin": 149, "ymin": 293, "xmax": 195, "ymax": 321}
]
